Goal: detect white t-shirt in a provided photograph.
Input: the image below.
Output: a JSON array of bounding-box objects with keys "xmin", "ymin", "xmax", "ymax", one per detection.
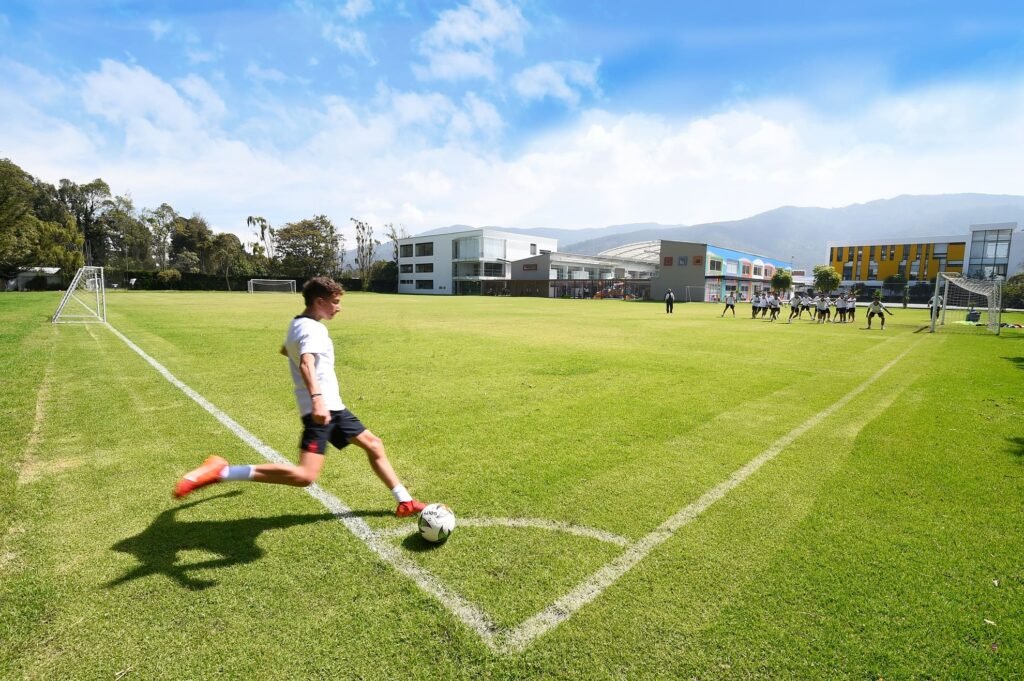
[
  {"xmin": 284, "ymin": 316, "xmax": 345, "ymax": 415},
  {"xmin": 725, "ymin": 294, "xmax": 736, "ymax": 305}
]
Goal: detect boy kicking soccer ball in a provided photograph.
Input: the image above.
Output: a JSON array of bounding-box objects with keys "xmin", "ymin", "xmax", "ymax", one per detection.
[{"xmin": 174, "ymin": 277, "xmax": 427, "ymax": 518}]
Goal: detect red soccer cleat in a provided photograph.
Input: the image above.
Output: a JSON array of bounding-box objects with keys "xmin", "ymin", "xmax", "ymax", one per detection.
[
  {"xmin": 396, "ymin": 499, "xmax": 427, "ymax": 518},
  {"xmin": 173, "ymin": 455, "xmax": 228, "ymax": 499}
]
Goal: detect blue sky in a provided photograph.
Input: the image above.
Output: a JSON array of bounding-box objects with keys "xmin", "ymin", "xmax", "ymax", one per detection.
[{"xmin": 2, "ymin": 1, "xmax": 1024, "ymax": 242}]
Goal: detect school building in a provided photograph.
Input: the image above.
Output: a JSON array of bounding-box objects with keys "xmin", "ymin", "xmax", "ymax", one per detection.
[
  {"xmin": 651, "ymin": 241, "xmax": 792, "ymax": 302},
  {"xmin": 826, "ymin": 222, "xmax": 1022, "ymax": 294}
]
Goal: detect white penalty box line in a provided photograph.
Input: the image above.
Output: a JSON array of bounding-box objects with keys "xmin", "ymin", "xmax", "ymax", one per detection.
[{"xmin": 103, "ymin": 320, "xmax": 919, "ymax": 654}]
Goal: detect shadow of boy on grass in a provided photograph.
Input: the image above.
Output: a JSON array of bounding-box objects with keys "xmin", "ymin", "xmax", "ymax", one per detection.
[{"xmin": 106, "ymin": 491, "xmax": 389, "ymax": 590}]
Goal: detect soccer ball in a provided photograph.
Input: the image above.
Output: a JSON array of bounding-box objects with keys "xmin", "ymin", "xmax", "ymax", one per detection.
[{"xmin": 418, "ymin": 503, "xmax": 456, "ymax": 544}]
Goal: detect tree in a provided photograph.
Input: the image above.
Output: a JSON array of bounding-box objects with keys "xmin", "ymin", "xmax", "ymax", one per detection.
[
  {"xmin": 812, "ymin": 264, "xmax": 841, "ymax": 294},
  {"xmin": 247, "ymin": 215, "xmax": 276, "ymax": 262},
  {"xmin": 1004, "ymin": 272, "xmax": 1024, "ymax": 309},
  {"xmin": 144, "ymin": 203, "xmax": 178, "ymax": 269},
  {"xmin": 210, "ymin": 232, "xmax": 246, "ymax": 290},
  {"xmin": 770, "ymin": 268, "xmax": 793, "ymax": 294},
  {"xmin": 0, "ymin": 158, "xmax": 40, "ymax": 278},
  {"xmin": 171, "ymin": 214, "xmax": 214, "ymax": 273},
  {"xmin": 384, "ymin": 222, "xmax": 408, "ymax": 264},
  {"xmin": 102, "ymin": 194, "xmax": 153, "ymax": 277},
  {"xmin": 351, "ymin": 218, "xmax": 380, "ymax": 290},
  {"xmin": 275, "ymin": 215, "xmax": 344, "ymax": 279},
  {"xmin": 0, "ymin": 158, "xmax": 83, "ymax": 280},
  {"xmin": 57, "ymin": 178, "xmax": 111, "ymax": 265}
]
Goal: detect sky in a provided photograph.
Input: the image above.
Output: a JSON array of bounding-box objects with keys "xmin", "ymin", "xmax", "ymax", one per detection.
[{"xmin": 3, "ymin": 1, "xmax": 1024, "ymax": 245}]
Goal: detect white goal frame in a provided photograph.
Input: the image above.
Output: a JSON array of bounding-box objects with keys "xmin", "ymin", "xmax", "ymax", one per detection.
[
  {"xmin": 247, "ymin": 278, "xmax": 296, "ymax": 294},
  {"xmin": 52, "ymin": 266, "xmax": 106, "ymax": 323},
  {"xmin": 930, "ymin": 272, "xmax": 1002, "ymax": 336}
]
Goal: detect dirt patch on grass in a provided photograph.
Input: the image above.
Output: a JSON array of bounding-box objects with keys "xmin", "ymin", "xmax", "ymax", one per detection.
[{"xmin": 17, "ymin": 457, "xmax": 82, "ymax": 485}]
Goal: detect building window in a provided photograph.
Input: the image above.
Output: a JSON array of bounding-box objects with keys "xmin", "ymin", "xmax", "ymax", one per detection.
[
  {"xmin": 399, "ymin": 279, "xmax": 413, "ymax": 285},
  {"xmin": 400, "ymin": 244, "xmax": 413, "ymax": 258},
  {"xmin": 752, "ymin": 265, "xmax": 763, "ymax": 277},
  {"xmin": 843, "ymin": 263, "xmax": 853, "ymax": 280},
  {"xmin": 742, "ymin": 264, "xmax": 751, "ymax": 275},
  {"xmin": 530, "ymin": 243, "xmax": 537, "ymax": 255},
  {"xmin": 708, "ymin": 259, "xmax": 723, "ymax": 273},
  {"xmin": 415, "ymin": 263, "xmax": 433, "ymax": 273},
  {"xmin": 415, "ymin": 280, "xmax": 433, "ymax": 290},
  {"xmin": 484, "ymin": 262, "xmax": 504, "ymax": 277},
  {"xmin": 868, "ymin": 261, "xmax": 878, "ymax": 280},
  {"xmin": 414, "ymin": 242, "xmax": 434, "ymax": 257},
  {"xmin": 400, "ymin": 264, "xmax": 413, "ymax": 273}
]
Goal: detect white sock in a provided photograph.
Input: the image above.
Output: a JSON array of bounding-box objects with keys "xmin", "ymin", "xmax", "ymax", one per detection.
[
  {"xmin": 391, "ymin": 484, "xmax": 412, "ymax": 503},
  {"xmin": 220, "ymin": 465, "xmax": 254, "ymax": 481}
]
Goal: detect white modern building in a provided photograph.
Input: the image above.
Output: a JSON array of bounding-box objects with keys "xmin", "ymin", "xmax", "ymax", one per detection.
[
  {"xmin": 965, "ymin": 222, "xmax": 1022, "ymax": 280},
  {"xmin": 397, "ymin": 228, "xmax": 559, "ymax": 295}
]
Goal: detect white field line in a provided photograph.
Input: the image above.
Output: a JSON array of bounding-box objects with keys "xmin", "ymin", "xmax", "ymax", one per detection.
[
  {"xmin": 375, "ymin": 518, "xmax": 630, "ymax": 547},
  {"xmin": 105, "ymin": 320, "xmax": 918, "ymax": 655},
  {"xmin": 497, "ymin": 340, "xmax": 920, "ymax": 653},
  {"xmin": 103, "ymin": 323, "xmax": 504, "ymax": 649}
]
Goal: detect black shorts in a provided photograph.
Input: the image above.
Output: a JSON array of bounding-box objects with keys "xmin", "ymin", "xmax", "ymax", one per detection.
[
  {"xmin": 724, "ymin": 303, "xmax": 735, "ymax": 309},
  {"xmin": 867, "ymin": 311, "xmax": 884, "ymax": 320},
  {"xmin": 300, "ymin": 409, "xmax": 367, "ymax": 455}
]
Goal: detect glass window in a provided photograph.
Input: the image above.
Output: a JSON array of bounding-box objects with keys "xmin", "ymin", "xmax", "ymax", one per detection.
[
  {"xmin": 400, "ymin": 264, "xmax": 413, "ymax": 273},
  {"xmin": 415, "ymin": 263, "xmax": 433, "ymax": 273},
  {"xmin": 530, "ymin": 243, "xmax": 537, "ymax": 255},
  {"xmin": 415, "ymin": 280, "xmax": 433, "ymax": 290},
  {"xmin": 484, "ymin": 262, "xmax": 504, "ymax": 277},
  {"xmin": 868, "ymin": 261, "xmax": 878, "ymax": 279},
  {"xmin": 752, "ymin": 266, "xmax": 763, "ymax": 276},
  {"xmin": 415, "ymin": 242, "xmax": 434, "ymax": 257},
  {"xmin": 399, "ymin": 244, "xmax": 413, "ymax": 258},
  {"xmin": 709, "ymin": 259, "xmax": 723, "ymax": 272},
  {"xmin": 933, "ymin": 243, "xmax": 947, "ymax": 257}
]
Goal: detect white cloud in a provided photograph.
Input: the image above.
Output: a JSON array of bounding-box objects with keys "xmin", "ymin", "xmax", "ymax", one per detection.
[
  {"xmin": 339, "ymin": 0, "xmax": 373, "ymax": 22},
  {"xmin": 322, "ymin": 23, "xmax": 373, "ymax": 63},
  {"xmin": 5, "ymin": 56, "xmax": 1024, "ymax": 248},
  {"xmin": 512, "ymin": 60, "xmax": 600, "ymax": 106},
  {"xmin": 246, "ymin": 62, "xmax": 288, "ymax": 84},
  {"xmin": 414, "ymin": 0, "xmax": 527, "ymax": 81},
  {"xmin": 148, "ymin": 20, "xmax": 172, "ymax": 41}
]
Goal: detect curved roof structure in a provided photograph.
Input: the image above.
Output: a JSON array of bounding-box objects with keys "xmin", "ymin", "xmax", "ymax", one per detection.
[{"xmin": 597, "ymin": 240, "xmax": 661, "ymax": 263}]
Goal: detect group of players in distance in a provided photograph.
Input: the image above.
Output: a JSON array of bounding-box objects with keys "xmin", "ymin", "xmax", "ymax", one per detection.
[
  {"xmin": 719, "ymin": 291, "xmax": 893, "ymax": 329},
  {"xmin": 173, "ymin": 276, "xmax": 454, "ymax": 543}
]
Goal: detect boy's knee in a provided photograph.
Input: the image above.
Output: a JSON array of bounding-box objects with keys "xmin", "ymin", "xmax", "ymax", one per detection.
[{"xmin": 294, "ymin": 469, "xmax": 319, "ymax": 486}]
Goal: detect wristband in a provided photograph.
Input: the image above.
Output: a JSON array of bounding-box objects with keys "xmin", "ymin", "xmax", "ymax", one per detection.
[{"xmin": 310, "ymin": 393, "xmax": 322, "ymax": 398}]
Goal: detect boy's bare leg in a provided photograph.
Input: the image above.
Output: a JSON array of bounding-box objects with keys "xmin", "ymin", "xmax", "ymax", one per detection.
[{"xmin": 251, "ymin": 450, "xmax": 327, "ymax": 486}]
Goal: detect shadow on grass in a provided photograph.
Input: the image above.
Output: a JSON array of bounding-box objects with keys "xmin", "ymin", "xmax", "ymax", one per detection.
[
  {"xmin": 401, "ymin": 532, "xmax": 448, "ymax": 553},
  {"xmin": 1004, "ymin": 356, "xmax": 1024, "ymax": 370},
  {"xmin": 1009, "ymin": 436, "xmax": 1024, "ymax": 460},
  {"xmin": 106, "ymin": 491, "xmax": 388, "ymax": 590}
]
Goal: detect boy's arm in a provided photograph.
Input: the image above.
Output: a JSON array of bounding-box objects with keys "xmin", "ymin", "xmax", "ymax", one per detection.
[{"xmin": 299, "ymin": 353, "xmax": 330, "ymax": 424}]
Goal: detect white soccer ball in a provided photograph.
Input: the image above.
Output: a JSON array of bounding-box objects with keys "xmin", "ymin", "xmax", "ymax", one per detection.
[{"xmin": 418, "ymin": 503, "xmax": 456, "ymax": 544}]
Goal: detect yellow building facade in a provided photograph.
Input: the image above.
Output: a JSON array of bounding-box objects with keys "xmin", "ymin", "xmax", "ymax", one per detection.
[{"xmin": 827, "ymin": 238, "xmax": 965, "ymax": 283}]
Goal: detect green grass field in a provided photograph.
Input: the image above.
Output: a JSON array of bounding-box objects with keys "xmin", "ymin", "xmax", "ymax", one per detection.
[{"xmin": 2, "ymin": 291, "xmax": 1022, "ymax": 679}]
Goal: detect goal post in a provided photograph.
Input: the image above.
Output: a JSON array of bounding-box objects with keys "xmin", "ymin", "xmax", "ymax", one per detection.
[
  {"xmin": 52, "ymin": 266, "xmax": 106, "ymax": 323},
  {"xmin": 930, "ymin": 272, "xmax": 1002, "ymax": 336},
  {"xmin": 247, "ymin": 279, "xmax": 296, "ymax": 294}
]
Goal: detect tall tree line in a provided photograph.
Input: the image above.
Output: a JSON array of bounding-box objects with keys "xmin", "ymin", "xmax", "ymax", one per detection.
[{"xmin": 1, "ymin": 158, "xmax": 353, "ymax": 284}]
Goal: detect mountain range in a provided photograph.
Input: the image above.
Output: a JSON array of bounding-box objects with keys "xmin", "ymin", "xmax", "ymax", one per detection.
[{"xmin": 410, "ymin": 194, "xmax": 1024, "ymax": 270}]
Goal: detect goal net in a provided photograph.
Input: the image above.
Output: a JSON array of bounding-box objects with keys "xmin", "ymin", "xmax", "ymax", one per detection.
[
  {"xmin": 930, "ymin": 272, "xmax": 1002, "ymax": 336},
  {"xmin": 248, "ymin": 279, "xmax": 296, "ymax": 294},
  {"xmin": 52, "ymin": 266, "xmax": 106, "ymax": 323}
]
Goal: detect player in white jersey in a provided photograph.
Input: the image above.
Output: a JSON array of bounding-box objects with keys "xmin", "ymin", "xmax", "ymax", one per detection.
[
  {"xmin": 768, "ymin": 293, "xmax": 781, "ymax": 321},
  {"xmin": 834, "ymin": 295, "xmax": 846, "ymax": 323},
  {"xmin": 865, "ymin": 295, "xmax": 893, "ymax": 330},
  {"xmin": 175, "ymin": 277, "xmax": 428, "ymax": 518},
  {"xmin": 787, "ymin": 293, "xmax": 801, "ymax": 323},
  {"xmin": 721, "ymin": 292, "xmax": 737, "ymax": 317},
  {"xmin": 815, "ymin": 295, "xmax": 830, "ymax": 323},
  {"xmin": 846, "ymin": 294, "xmax": 857, "ymax": 323}
]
